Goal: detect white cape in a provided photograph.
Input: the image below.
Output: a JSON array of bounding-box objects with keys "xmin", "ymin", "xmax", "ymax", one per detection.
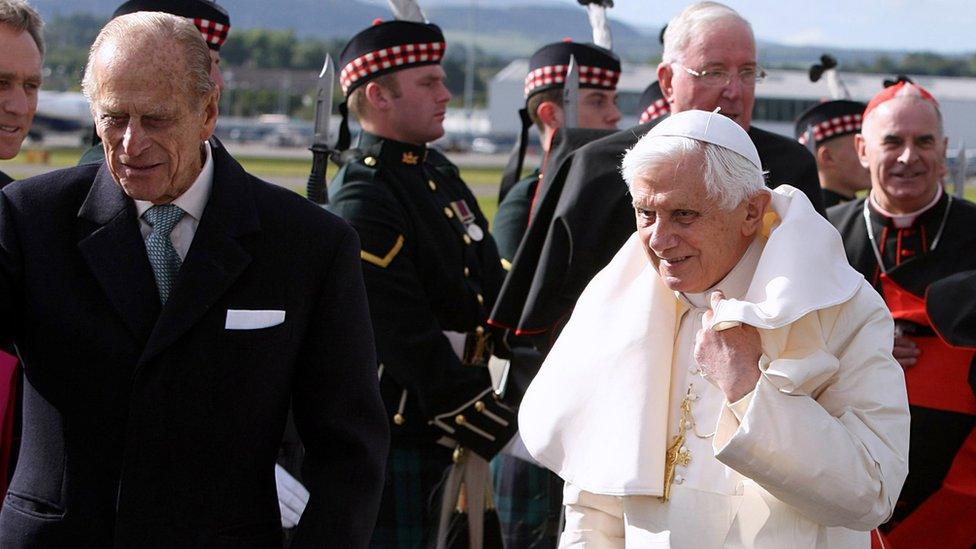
[{"xmin": 518, "ymin": 185, "xmax": 864, "ymax": 496}]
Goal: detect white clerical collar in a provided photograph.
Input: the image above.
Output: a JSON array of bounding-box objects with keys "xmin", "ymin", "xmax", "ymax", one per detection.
[
  {"xmin": 680, "ymin": 235, "xmax": 765, "ymax": 310},
  {"xmin": 135, "ymin": 141, "xmax": 214, "ymax": 221},
  {"xmin": 869, "ymin": 184, "xmax": 942, "ymax": 229}
]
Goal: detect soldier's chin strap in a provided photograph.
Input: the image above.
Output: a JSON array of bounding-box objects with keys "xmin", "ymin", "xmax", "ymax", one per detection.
[
  {"xmin": 498, "ymin": 108, "xmax": 532, "ymax": 204},
  {"xmin": 335, "ymin": 101, "xmax": 353, "ymax": 157}
]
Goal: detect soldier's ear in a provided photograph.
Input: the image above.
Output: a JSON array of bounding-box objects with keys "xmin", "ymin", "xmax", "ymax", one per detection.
[
  {"xmin": 537, "ymin": 100, "xmax": 562, "ymax": 130},
  {"xmin": 364, "ymin": 81, "xmax": 392, "ymax": 112},
  {"xmin": 816, "ymin": 143, "xmax": 832, "ymax": 168}
]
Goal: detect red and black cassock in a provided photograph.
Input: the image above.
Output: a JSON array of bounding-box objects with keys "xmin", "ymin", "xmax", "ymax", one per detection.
[{"xmin": 829, "ymin": 192, "xmax": 976, "ymax": 547}]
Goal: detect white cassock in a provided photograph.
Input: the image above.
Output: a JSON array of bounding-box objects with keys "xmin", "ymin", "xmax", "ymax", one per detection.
[{"xmin": 518, "ymin": 185, "xmax": 910, "ymax": 548}]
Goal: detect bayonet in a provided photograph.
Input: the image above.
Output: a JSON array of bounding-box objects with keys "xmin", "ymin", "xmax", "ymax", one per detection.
[
  {"xmin": 306, "ymin": 54, "xmax": 335, "ymax": 205},
  {"xmin": 563, "ymin": 54, "xmax": 579, "ymax": 129}
]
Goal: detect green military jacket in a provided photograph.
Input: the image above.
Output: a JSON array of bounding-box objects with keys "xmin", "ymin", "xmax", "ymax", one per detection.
[{"xmin": 328, "ymin": 132, "xmax": 513, "ymax": 458}]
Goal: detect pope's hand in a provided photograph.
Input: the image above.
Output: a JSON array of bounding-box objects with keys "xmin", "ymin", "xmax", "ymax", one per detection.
[
  {"xmin": 695, "ymin": 290, "xmax": 762, "ymax": 402},
  {"xmin": 275, "ymin": 463, "xmax": 309, "ymax": 529}
]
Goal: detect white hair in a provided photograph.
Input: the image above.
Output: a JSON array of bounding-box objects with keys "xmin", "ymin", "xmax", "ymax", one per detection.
[
  {"xmin": 82, "ymin": 12, "xmax": 215, "ymax": 103},
  {"xmin": 661, "ymin": 1, "xmax": 753, "ymax": 64},
  {"xmin": 620, "ymin": 134, "xmax": 765, "ymax": 210}
]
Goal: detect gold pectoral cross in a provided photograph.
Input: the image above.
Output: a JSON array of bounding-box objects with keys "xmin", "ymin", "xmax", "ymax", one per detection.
[{"xmin": 661, "ymin": 393, "xmax": 694, "ymax": 501}]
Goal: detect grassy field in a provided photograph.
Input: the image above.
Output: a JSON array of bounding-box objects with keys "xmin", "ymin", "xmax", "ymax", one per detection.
[
  {"xmin": 5, "ymin": 146, "xmax": 974, "ymax": 225},
  {"xmin": 2, "ymin": 146, "xmax": 504, "ymax": 220}
]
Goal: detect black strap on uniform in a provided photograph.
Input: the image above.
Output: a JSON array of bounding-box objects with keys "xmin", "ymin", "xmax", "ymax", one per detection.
[
  {"xmin": 335, "ymin": 101, "xmax": 352, "ymax": 156},
  {"xmin": 498, "ymin": 108, "xmax": 532, "ymax": 204}
]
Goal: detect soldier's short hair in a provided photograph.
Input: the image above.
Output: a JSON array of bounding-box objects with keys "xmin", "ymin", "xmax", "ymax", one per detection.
[
  {"xmin": 0, "ymin": 0, "xmax": 44, "ymax": 56},
  {"xmin": 347, "ymin": 73, "xmax": 401, "ymax": 122},
  {"xmin": 527, "ymin": 88, "xmax": 562, "ymax": 133},
  {"xmin": 82, "ymin": 12, "xmax": 215, "ymax": 105}
]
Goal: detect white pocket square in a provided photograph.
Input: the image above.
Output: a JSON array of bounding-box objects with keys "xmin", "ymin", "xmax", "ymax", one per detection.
[{"xmin": 225, "ymin": 309, "xmax": 286, "ymax": 330}]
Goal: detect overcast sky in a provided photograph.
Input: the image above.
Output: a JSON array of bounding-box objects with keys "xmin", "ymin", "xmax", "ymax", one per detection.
[{"xmin": 499, "ymin": 0, "xmax": 976, "ymax": 54}]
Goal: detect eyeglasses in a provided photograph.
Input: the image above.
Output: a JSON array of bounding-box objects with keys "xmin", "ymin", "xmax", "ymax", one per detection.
[{"xmin": 672, "ymin": 63, "xmax": 767, "ymax": 87}]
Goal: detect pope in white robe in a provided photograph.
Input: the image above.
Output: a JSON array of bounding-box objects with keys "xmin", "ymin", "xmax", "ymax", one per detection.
[{"xmin": 517, "ymin": 110, "xmax": 910, "ymax": 548}]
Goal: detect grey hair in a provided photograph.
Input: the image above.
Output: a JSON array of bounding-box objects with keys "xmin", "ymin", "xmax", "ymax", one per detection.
[
  {"xmin": 0, "ymin": 0, "xmax": 44, "ymax": 56},
  {"xmin": 82, "ymin": 12, "xmax": 215, "ymax": 104},
  {"xmin": 620, "ymin": 134, "xmax": 765, "ymax": 210},
  {"xmin": 661, "ymin": 2, "xmax": 753, "ymax": 64}
]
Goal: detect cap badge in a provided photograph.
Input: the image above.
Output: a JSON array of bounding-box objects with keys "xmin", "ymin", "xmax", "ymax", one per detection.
[{"xmin": 402, "ymin": 151, "xmax": 420, "ymax": 165}]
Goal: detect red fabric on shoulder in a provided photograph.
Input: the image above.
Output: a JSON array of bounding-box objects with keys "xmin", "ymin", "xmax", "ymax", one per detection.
[{"xmin": 0, "ymin": 350, "xmax": 17, "ymax": 498}]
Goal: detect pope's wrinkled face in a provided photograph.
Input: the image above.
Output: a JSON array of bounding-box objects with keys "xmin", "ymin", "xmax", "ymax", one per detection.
[
  {"xmin": 632, "ymin": 149, "xmax": 765, "ymax": 293},
  {"xmin": 857, "ymin": 97, "xmax": 947, "ymax": 214},
  {"xmin": 91, "ymin": 41, "xmax": 217, "ymax": 204},
  {"xmin": 0, "ymin": 25, "xmax": 42, "ymax": 160},
  {"xmin": 658, "ymin": 20, "xmax": 757, "ymax": 130}
]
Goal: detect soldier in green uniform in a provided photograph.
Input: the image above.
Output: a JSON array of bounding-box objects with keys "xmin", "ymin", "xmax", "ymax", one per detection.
[
  {"xmin": 327, "ymin": 19, "xmax": 515, "ymax": 547},
  {"xmin": 490, "ymin": 39, "xmax": 621, "ymax": 549},
  {"xmin": 493, "ymin": 40, "xmax": 621, "ymax": 264}
]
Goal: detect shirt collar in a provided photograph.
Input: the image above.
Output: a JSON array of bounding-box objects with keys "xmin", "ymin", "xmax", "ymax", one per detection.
[
  {"xmin": 134, "ymin": 141, "xmax": 214, "ymax": 220},
  {"xmin": 680, "ymin": 235, "xmax": 765, "ymax": 310},
  {"xmin": 869, "ymin": 184, "xmax": 943, "ymax": 229}
]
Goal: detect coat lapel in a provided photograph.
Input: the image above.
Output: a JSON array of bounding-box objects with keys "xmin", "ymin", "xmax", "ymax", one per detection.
[
  {"xmin": 139, "ymin": 146, "xmax": 260, "ymax": 364},
  {"xmin": 77, "ymin": 164, "xmax": 161, "ymax": 344}
]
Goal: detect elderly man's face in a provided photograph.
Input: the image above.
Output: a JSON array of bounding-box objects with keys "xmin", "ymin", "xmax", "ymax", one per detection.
[
  {"xmin": 856, "ymin": 97, "xmax": 946, "ymax": 214},
  {"xmin": 0, "ymin": 25, "xmax": 42, "ymax": 160},
  {"xmin": 632, "ymin": 149, "xmax": 767, "ymax": 293},
  {"xmin": 658, "ymin": 20, "xmax": 757, "ymax": 130},
  {"xmin": 91, "ymin": 41, "xmax": 218, "ymax": 204}
]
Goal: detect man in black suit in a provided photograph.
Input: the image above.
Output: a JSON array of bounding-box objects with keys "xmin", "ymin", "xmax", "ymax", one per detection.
[
  {"xmin": 0, "ymin": 0, "xmax": 43, "ymax": 187},
  {"xmin": 0, "ymin": 12, "xmax": 388, "ymax": 548}
]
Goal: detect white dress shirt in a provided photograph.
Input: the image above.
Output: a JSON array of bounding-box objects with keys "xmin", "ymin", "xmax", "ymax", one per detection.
[{"xmin": 134, "ymin": 141, "xmax": 214, "ymax": 260}]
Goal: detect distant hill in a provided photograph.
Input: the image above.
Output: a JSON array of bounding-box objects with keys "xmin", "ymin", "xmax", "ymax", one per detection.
[{"xmin": 31, "ymin": 0, "xmax": 949, "ymax": 66}]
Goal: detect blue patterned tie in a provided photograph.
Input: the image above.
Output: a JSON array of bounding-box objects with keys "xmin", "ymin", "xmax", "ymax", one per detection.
[{"xmin": 143, "ymin": 204, "xmax": 185, "ymax": 303}]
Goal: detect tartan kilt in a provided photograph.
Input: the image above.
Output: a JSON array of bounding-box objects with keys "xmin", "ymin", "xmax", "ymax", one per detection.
[
  {"xmin": 370, "ymin": 439, "xmax": 454, "ymax": 548},
  {"xmin": 491, "ymin": 454, "xmax": 563, "ymax": 549}
]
